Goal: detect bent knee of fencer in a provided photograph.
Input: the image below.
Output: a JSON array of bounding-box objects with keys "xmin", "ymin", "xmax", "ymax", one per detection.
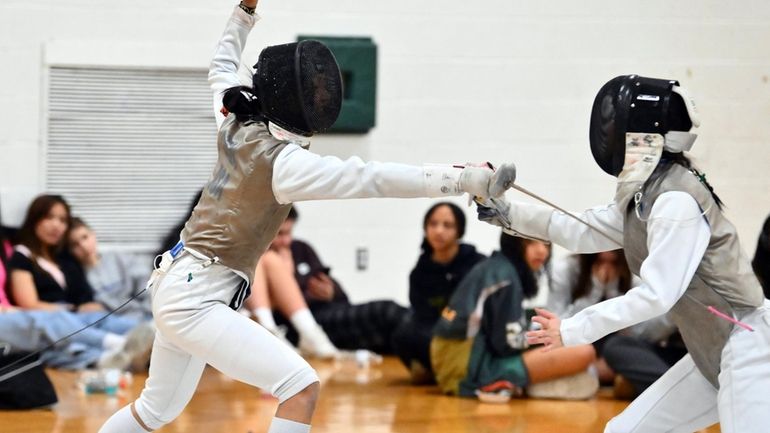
[{"xmin": 272, "ymin": 365, "xmax": 320, "ymax": 404}]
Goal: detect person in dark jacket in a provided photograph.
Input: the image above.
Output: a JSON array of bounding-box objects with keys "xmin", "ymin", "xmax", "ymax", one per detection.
[
  {"xmin": 391, "ymin": 202, "xmax": 485, "ymax": 383},
  {"xmin": 431, "ymin": 232, "xmax": 598, "ymax": 400}
]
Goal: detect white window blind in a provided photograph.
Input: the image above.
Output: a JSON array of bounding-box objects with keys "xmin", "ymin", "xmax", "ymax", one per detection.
[{"xmin": 47, "ymin": 67, "xmax": 217, "ymax": 251}]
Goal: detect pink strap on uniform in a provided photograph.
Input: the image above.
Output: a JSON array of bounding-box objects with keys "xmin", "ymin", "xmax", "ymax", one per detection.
[{"xmin": 707, "ymin": 306, "xmax": 754, "ymax": 332}]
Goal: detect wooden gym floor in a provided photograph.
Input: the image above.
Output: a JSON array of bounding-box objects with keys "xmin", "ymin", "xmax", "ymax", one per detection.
[{"xmin": 0, "ymin": 356, "xmax": 720, "ymax": 433}]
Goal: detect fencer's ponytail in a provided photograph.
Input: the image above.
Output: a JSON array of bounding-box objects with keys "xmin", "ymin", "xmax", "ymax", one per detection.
[
  {"xmin": 222, "ymin": 86, "xmax": 263, "ymax": 122},
  {"xmin": 645, "ymin": 151, "xmax": 724, "ymax": 210}
]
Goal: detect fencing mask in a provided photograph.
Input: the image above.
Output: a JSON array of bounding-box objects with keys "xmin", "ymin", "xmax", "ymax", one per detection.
[
  {"xmin": 589, "ymin": 75, "xmax": 700, "ymax": 176},
  {"xmin": 252, "ymin": 40, "xmax": 343, "ymax": 137}
]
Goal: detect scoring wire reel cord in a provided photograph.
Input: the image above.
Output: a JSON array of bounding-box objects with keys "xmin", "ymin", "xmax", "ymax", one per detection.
[{"xmin": 0, "ymin": 242, "xmax": 193, "ymax": 384}]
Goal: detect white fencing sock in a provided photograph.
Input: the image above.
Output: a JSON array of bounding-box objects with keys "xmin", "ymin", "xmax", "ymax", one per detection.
[
  {"xmin": 254, "ymin": 307, "xmax": 278, "ymax": 330},
  {"xmin": 290, "ymin": 308, "xmax": 318, "ymax": 337},
  {"xmin": 267, "ymin": 417, "xmax": 311, "ymax": 433}
]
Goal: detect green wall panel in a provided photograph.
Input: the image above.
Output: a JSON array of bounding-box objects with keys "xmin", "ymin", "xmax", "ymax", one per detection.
[{"xmin": 298, "ymin": 36, "xmax": 377, "ymax": 133}]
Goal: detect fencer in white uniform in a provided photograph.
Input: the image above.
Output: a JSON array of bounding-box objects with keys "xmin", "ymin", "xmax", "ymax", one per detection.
[
  {"xmin": 97, "ymin": 2, "xmax": 516, "ymax": 433},
  {"xmin": 488, "ymin": 75, "xmax": 770, "ymax": 433}
]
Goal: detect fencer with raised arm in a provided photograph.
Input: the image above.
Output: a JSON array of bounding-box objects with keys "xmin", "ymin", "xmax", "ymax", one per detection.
[{"xmin": 98, "ymin": 2, "xmax": 517, "ymax": 433}]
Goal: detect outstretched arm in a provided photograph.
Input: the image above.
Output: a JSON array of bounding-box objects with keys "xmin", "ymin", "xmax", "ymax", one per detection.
[
  {"xmin": 478, "ymin": 198, "xmax": 624, "ymax": 252},
  {"xmin": 208, "ymin": 1, "xmax": 259, "ymax": 130},
  {"xmin": 528, "ymin": 191, "xmax": 710, "ymax": 349},
  {"xmin": 271, "ymin": 144, "xmax": 515, "ymax": 203}
]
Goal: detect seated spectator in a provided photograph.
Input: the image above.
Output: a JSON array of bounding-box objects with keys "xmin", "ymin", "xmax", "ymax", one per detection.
[
  {"xmin": 7, "ymin": 195, "xmax": 143, "ymax": 337},
  {"xmin": 431, "ymin": 233, "xmax": 599, "ymax": 400},
  {"xmin": 245, "ymin": 206, "xmax": 410, "ymax": 356},
  {"xmin": 549, "ymin": 250, "xmax": 687, "ymax": 398},
  {"xmin": 0, "ymin": 307, "xmax": 153, "ymax": 372},
  {"xmin": 8, "ymin": 195, "xmax": 101, "ymax": 312},
  {"xmin": 68, "ymin": 218, "xmax": 152, "ymax": 321},
  {"xmin": 391, "ymin": 202, "xmax": 485, "ymax": 384},
  {"xmin": 0, "ymin": 215, "xmax": 152, "ymax": 371},
  {"xmin": 246, "ymin": 244, "xmax": 340, "ymax": 359},
  {"xmin": 753, "ymin": 214, "xmax": 770, "ymax": 297},
  {"xmin": 548, "ymin": 250, "xmax": 634, "ymax": 319}
]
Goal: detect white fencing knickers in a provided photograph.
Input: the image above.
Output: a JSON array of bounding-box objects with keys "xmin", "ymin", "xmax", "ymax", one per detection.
[
  {"xmin": 131, "ymin": 251, "xmax": 318, "ymax": 430},
  {"xmin": 604, "ymin": 299, "xmax": 770, "ymax": 433}
]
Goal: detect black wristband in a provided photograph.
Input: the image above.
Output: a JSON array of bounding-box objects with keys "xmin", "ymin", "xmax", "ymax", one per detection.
[{"xmin": 238, "ymin": 2, "xmax": 256, "ymax": 15}]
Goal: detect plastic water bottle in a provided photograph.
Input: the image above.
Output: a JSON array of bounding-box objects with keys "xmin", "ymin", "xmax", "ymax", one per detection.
[{"xmin": 81, "ymin": 368, "xmax": 126, "ymax": 396}]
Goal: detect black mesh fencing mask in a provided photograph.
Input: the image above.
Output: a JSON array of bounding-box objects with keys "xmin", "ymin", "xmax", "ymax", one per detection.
[
  {"xmin": 253, "ymin": 40, "xmax": 342, "ymax": 137},
  {"xmin": 589, "ymin": 75, "xmax": 692, "ymax": 176}
]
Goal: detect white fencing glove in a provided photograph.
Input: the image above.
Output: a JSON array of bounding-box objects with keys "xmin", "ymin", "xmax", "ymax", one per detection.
[
  {"xmin": 423, "ymin": 162, "xmax": 516, "ymax": 199},
  {"xmin": 475, "ymin": 195, "xmax": 552, "ymax": 242},
  {"xmin": 459, "ymin": 163, "xmax": 517, "ymax": 199},
  {"xmin": 475, "ymin": 196, "xmax": 513, "ymax": 230}
]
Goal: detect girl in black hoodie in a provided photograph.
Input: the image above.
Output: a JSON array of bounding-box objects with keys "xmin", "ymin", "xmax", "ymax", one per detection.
[{"xmin": 392, "ymin": 202, "xmax": 485, "ymax": 383}]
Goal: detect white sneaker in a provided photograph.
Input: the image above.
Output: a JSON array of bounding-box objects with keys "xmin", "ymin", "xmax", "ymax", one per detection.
[
  {"xmin": 526, "ymin": 370, "xmax": 599, "ymax": 400},
  {"xmin": 98, "ymin": 322, "xmax": 155, "ymax": 372},
  {"xmin": 298, "ymin": 326, "xmax": 339, "ymax": 359}
]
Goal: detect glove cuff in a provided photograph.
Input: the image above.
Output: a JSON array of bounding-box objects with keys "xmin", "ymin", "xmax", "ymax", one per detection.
[
  {"xmin": 422, "ymin": 164, "xmax": 464, "ymax": 196},
  {"xmin": 507, "ymin": 201, "xmax": 553, "ymax": 240}
]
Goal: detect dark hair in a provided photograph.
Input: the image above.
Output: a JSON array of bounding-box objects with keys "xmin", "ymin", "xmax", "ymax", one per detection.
[
  {"xmin": 499, "ymin": 232, "xmax": 539, "ymax": 299},
  {"xmin": 644, "ymin": 151, "xmax": 724, "ymax": 210},
  {"xmin": 222, "ymin": 86, "xmax": 263, "ymax": 122},
  {"xmin": 69, "ymin": 217, "xmax": 89, "ymax": 232},
  {"xmin": 0, "ymin": 227, "xmax": 7, "ymax": 265},
  {"xmin": 19, "ymin": 194, "xmax": 71, "ymax": 259},
  {"xmin": 0, "ymin": 200, "xmax": 8, "ymax": 265},
  {"xmin": 753, "ymin": 215, "xmax": 770, "ymax": 297},
  {"xmin": 571, "ymin": 250, "xmax": 632, "ymax": 301},
  {"xmin": 420, "ymin": 202, "xmax": 466, "ymax": 253},
  {"xmin": 287, "ymin": 206, "xmax": 298, "ymax": 222}
]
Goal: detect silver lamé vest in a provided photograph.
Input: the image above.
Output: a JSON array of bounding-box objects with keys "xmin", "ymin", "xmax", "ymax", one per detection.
[
  {"xmin": 618, "ymin": 164, "xmax": 763, "ymax": 388},
  {"xmin": 182, "ymin": 116, "xmax": 292, "ymax": 284}
]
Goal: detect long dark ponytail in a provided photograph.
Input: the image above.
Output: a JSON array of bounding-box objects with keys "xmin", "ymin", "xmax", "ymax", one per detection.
[
  {"xmin": 499, "ymin": 233, "xmax": 539, "ymax": 299},
  {"xmin": 645, "ymin": 151, "xmax": 724, "ymax": 210},
  {"xmin": 753, "ymin": 215, "xmax": 770, "ymax": 297}
]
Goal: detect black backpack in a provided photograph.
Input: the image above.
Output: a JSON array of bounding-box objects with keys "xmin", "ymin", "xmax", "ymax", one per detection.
[{"xmin": 0, "ymin": 349, "xmax": 58, "ymax": 409}]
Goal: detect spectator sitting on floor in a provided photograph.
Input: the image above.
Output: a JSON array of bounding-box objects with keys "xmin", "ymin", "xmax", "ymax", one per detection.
[
  {"xmin": 391, "ymin": 201, "xmax": 485, "ymax": 384},
  {"xmin": 244, "ymin": 206, "xmax": 410, "ymax": 356},
  {"xmin": 7, "ymin": 194, "xmax": 102, "ymax": 312},
  {"xmin": 68, "ymin": 217, "xmax": 152, "ymax": 321},
  {"xmin": 431, "ymin": 233, "xmax": 599, "ymax": 401},
  {"xmin": 0, "ymin": 212, "xmax": 152, "ymax": 371},
  {"xmin": 549, "ymin": 250, "xmax": 687, "ymax": 398}
]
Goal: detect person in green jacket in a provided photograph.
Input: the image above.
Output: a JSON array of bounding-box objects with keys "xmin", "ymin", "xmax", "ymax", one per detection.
[{"xmin": 431, "ymin": 232, "xmax": 598, "ymax": 401}]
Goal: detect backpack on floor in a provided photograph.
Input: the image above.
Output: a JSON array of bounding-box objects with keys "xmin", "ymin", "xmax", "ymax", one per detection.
[{"xmin": 0, "ymin": 350, "xmax": 58, "ymax": 409}]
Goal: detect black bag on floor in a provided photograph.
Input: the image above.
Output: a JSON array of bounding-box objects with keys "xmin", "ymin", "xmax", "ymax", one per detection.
[{"xmin": 0, "ymin": 350, "xmax": 58, "ymax": 409}]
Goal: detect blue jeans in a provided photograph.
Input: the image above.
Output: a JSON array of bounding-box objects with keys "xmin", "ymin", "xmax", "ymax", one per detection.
[{"xmin": 0, "ymin": 310, "xmax": 138, "ymax": 369}]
